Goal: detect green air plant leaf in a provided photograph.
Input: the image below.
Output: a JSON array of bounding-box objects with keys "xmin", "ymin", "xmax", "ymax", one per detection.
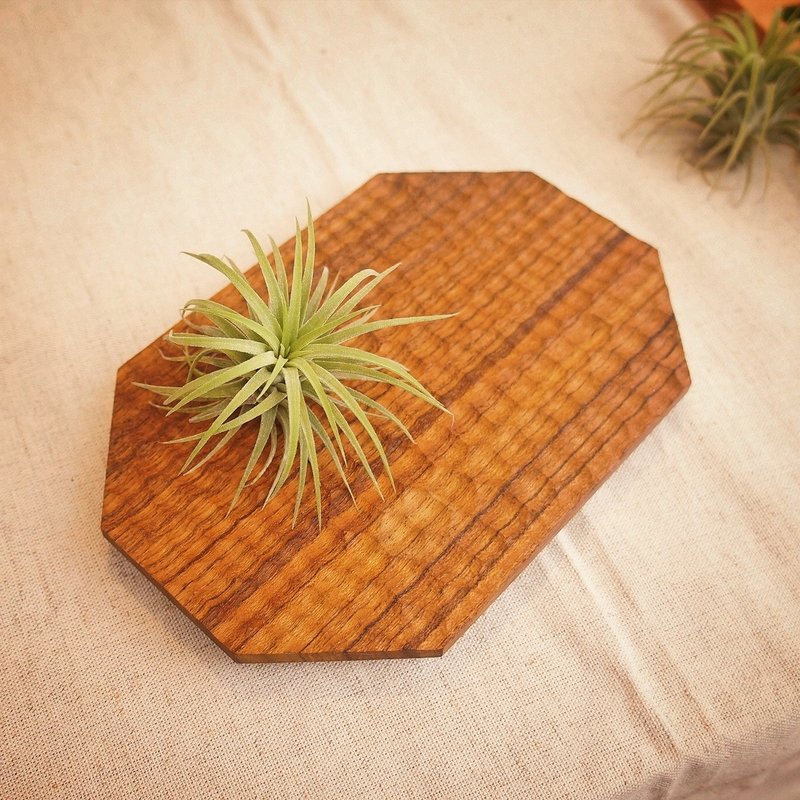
[
  {"xmin": 629, "ymin": 10, "xmax": 800, "ymax": 196},
  {"xmin": 136, "ymin": 204, "xmax": 454, "ymax": 528}
]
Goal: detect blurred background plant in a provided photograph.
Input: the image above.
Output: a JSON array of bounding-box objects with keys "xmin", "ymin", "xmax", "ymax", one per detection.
[{"xmin": 630, "ymin": 7, "xmax": 800, "ymax": 196}]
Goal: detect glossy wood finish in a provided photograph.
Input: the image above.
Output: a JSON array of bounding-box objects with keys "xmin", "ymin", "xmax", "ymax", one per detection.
[{"xmin": 102, "ymin": 172, "xmax": 690, "ymax": 662}]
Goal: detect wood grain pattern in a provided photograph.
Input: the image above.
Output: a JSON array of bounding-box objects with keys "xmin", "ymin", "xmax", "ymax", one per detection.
[{"xmin": 101, "ymin": 172, "xmax": 690, "ymax": 662}]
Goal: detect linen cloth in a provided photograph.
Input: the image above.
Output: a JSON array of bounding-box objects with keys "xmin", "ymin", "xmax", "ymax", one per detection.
[{"xmin": 2, "ymin": 1, "xmax": 799, "ymax": 797}]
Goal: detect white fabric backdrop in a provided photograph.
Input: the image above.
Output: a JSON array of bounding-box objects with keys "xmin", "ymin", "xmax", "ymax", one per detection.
[{"xmin": 2, "ymin": 1, "xmax": 799, "ymax": 798}]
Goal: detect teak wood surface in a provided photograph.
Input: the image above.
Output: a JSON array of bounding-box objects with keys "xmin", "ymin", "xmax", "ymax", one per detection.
[{"xmin": 102, "ymin": 172, "xmax": 690, "ymax": 662}]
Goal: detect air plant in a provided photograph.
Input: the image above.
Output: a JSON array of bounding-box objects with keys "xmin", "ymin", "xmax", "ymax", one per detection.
[
  {"xmin": 631, "ymin": 9, "xmax": 800, "ymax": 194},
  {"xmin": 137, "ymin": 205, "xmax": 453, "ymax": 527}
]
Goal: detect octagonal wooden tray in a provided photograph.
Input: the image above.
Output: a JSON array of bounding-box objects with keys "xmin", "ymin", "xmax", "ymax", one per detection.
[{"xmin": 102, "ymin": 172, "xmax": 690, "ymax": 662}]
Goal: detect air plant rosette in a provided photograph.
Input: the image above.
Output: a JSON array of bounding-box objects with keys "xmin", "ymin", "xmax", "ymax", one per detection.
[
  {"xmin": 631, "ymin": 9, "xmax": 800, "ymax": 195},
  {"xmin": 136, "ymin": 205, "xmax": 454, "ymax": 528}
]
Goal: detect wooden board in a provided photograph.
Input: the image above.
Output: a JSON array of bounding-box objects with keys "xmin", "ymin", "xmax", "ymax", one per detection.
[{"xmin": 102, "ymin": 172, "xmax": 690, "ymax": 662}]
